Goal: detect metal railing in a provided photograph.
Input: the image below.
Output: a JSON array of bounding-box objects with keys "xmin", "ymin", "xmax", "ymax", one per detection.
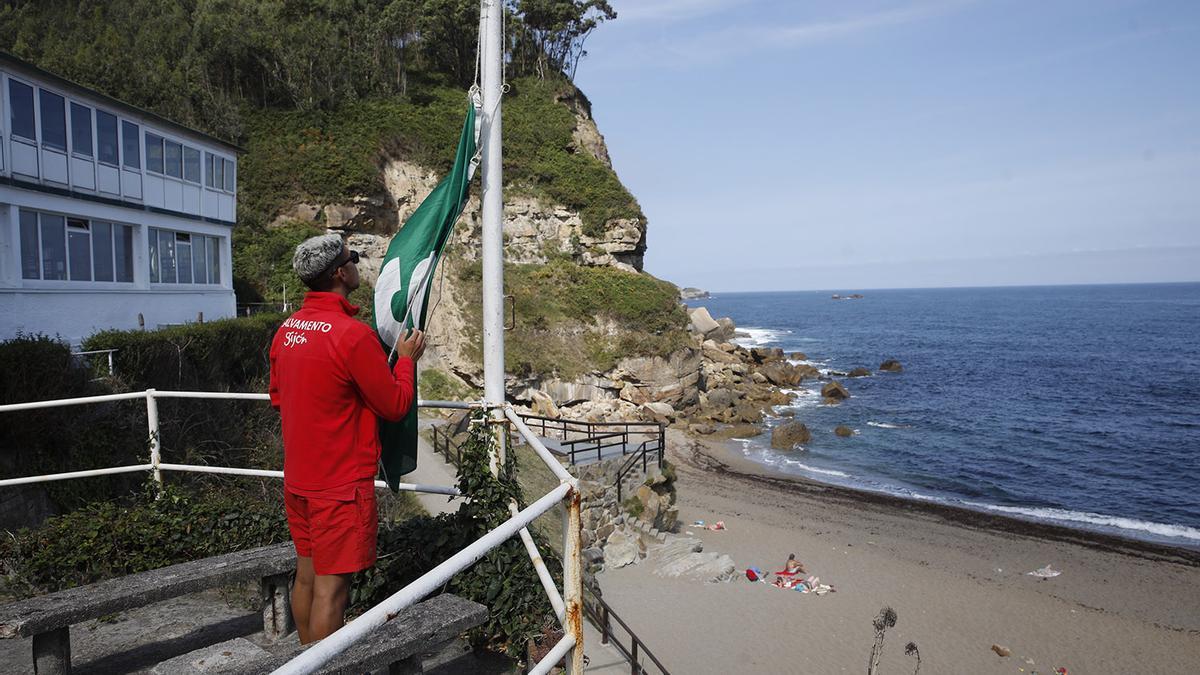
[
  {"xmin": 517, "ymin": 414, "xmax": 664, "ymax": 467},
  {"xmin": 584, "ymin": 582, "xmax": 670, "ymax": 675},
  {"xmin": 0, "ymin": 389, "xmax": 585, "ymax": 675},
  {"xmin": 615, "ymin": 436, "xmax": 665, "ymax": 504},
  {"xmin": 71, "ymin": 348, "xmax": 117, "ymax": 377}
]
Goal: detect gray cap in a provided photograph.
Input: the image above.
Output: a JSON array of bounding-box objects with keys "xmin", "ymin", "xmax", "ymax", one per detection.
[{"xmin": 293, "ymin": 234, "xmax": 345, "ymax": 283}]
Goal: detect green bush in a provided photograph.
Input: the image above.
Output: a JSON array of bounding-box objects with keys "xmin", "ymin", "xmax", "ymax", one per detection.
[
  {"xmin": 354, "ymin": 411, "xmax": 561, "ymax": 658},
  {"xmin": 0, "ymin": 335, "xmax": 147, "ymax": 509},
  {"xmin": 232, "ymin": 223, "xmax": 323, "ymax": 304},
  {"xmin": 458, "ymin": 259, "xmax": 690, "ymax": 377},
  {"xmin": 0, "ymin": 485, "xmax": 290, "ymax": 595}
]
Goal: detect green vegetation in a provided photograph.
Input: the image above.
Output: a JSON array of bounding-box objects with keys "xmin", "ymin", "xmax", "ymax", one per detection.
[
  {"xmin": 356, "ymin": 411, "xmax": 561, "ymax": 657},
  {"xmin": 419, "ymin": 368, "xmax": 479, "ymax": 403},
  {"xmin": 459, "ymin": 258, "xmax": 690, "ymax": 378}
]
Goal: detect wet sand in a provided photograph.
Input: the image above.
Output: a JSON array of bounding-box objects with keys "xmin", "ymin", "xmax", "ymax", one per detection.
[{"xmin": 594, "ymin": 431, "xmax": 1200, "ymax": 674}]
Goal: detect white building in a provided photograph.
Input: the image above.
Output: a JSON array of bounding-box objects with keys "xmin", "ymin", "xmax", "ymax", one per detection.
[{"xmin": 0, "ymin": 52, "xmax": 238, "ymax": 345}]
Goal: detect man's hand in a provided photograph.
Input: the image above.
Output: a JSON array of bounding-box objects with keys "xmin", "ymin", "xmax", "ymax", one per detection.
[{"xmin": 395, "ymin": 329, "xmax": 426, "ymax": 361}]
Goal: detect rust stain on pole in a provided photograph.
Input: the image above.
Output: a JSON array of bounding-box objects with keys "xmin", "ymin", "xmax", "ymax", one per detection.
[{"xmin": 564, "ymin": 485, "xmax": 584, "ymax": 674}]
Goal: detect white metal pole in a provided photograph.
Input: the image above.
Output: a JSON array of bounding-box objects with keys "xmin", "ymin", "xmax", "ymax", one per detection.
[
  {"xmin": 480, "ymin": 0, "xmax": 507, "ymax": 475},
  {"xmin": 145, "ymin": 389, "xmax": 163, "ymax": 492}
]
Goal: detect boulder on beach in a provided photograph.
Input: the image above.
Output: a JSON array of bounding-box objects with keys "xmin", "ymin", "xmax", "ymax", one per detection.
[
  {"xmin": 835, "ymin": 425, "xmax": 854, "ymax": 437},
  {"xmin": 750, "ymin": 347, "xmax": 786, "ymax": 364},
  {"xmin": 789, "ymin": 352, "xmax": 808, "ymax": 361},
  {"xmin": 759, "ymin": 361, "xmax": 804, "ymax": 387},
  {"xmin": 821, "ymin": 380, "xmax": 851, "ymax": 401},
  {"xmin": 770, "ymin": 421, "xmax": 811, "ymax": 449},
  {"xmin": 640, "ymin": 401, "xmax": 676, "ymax": 424},
  {"xmin": 688, "ymin": 307, "xmax": 721, "ymax": 337},
  {"xmin": 710, "ymin": 317, "xmax": 737, "ymax": 342},
  {"xmin": 879, "ymin": 359, "xmax": 904, "ymax": 373},
  {"xmin": 847, "ymin": 367, "xmax": 871, "ymax": 378}
]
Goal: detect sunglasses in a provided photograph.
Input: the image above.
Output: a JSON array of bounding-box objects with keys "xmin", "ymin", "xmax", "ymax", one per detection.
[{"xmin": 320, "ymin": 249, "xmax": 360, "ymax": 278}]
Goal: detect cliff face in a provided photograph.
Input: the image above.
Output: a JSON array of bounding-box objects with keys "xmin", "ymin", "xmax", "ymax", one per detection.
[{"xmin": 269, "ymin": 88, "xmax": 680, "ymax": 409}]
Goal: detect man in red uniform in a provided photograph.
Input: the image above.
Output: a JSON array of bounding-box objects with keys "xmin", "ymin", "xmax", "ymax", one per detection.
[{"xmin": 269, "ymin": 234, "xmax": 425, "ymax": 643}]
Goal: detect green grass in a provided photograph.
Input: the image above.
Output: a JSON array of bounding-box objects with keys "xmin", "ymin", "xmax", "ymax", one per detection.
[
  {"xmin": 457, "ymin": 258, "xmax": 689, "ymax": 378},
  {"xmin": 236, "ymin": 77, "xmax": 642, "ymax": 232}
]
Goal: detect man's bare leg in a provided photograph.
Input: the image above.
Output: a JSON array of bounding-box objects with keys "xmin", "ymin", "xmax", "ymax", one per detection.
[
  {"xmin": 292, "ymin": 557, "xmax": 315, "ymax": 644},
  {"xmin": 308, "ymin": 572, "xmax": 353, "ymax": 642}
]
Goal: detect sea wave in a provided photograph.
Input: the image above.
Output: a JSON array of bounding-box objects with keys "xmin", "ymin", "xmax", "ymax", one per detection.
[
  {"xmin": 732, "ymin": 327, "xmax": 793, "ymax": 348},
  {"xmin": 746, "ymin": 447, "xmax": 851, "ymax": 478},
  {"xmin": 962, "ymin": 501, "xmax": 1200, "ymax": 542},
  {"xmin": 867, "ymin": 421, "xmax": 911, "ymax": 429}
]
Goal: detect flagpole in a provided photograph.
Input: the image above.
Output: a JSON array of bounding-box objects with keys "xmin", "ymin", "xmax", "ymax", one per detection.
[{"xmin": 479, "ymin": 0, "xmax": 507, "ymax": 476}]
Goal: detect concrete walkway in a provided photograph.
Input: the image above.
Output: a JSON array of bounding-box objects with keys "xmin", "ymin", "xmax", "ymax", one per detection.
[{"xmin": 409, "ymin": 421, "xmax": 465, "ymax": 517}]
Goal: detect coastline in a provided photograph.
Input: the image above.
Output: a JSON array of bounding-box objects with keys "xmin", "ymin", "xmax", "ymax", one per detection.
[
  {"xmin": 691, "ymin": 432, "xmax": 1200, "ymax": 564},
  {"xmin": 593, "ymin": 430, "xmax": 1200, "ymax": 673}
]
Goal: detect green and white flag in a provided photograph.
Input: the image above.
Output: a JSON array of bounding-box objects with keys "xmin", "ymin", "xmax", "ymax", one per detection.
[{"xmin": 373, "ymin": 102, "xmax": 479, "ymax": 489}]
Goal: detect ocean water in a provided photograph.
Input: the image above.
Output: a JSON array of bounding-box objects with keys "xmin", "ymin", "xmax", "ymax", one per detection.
[{"xmin": 688, "ymin": 283, "xmax": 1200, "ymax": 547}]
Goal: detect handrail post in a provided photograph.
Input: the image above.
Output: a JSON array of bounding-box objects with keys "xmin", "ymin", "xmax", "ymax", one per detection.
[
  {"xmin": 564, "ymin": 484, "xmax": 584, "ymax": 674},
  {"xmin": 602, "ymin": 604, "xmax": 610, "ymax": 644},
  {"xmin": 145, "ymin": 389, "xmax": 163, "ymax": 494},
  {"xmin": 631, "ymin": 640, "xmax": 639, "ymax": 674}
]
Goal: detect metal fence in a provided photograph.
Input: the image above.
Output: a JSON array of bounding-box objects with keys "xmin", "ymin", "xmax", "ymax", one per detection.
[{"xmin": 0, "ymin": 389, "xmax": 585, "ymax": 675}]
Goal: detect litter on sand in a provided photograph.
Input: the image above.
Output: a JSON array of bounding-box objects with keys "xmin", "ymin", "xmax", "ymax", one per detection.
[{"xmin": 1027, "ymin": 564, "xmax": 1062, "ymax": 578}]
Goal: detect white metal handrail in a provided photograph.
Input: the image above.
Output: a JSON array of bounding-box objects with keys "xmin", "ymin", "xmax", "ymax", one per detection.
[{"xmin": 0, "ymin": 388, "xmax": 584, "ymax": 673}]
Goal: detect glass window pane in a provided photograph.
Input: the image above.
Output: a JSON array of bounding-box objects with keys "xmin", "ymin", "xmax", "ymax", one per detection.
[
  {"xmin": 20, "ymin": 210, "xmax": 40, "ymax": 279},
  {"xmin": 40, "ymin": 214, "xmax": 67, "ymax": 280},
  {"xmin": 145, "ymin": 133, "xmax": 164, "ymax": 173},
  {"xmin": 193, "ymin": 236, "xmax": 208, "ymax": 285},
  {"xmin": 114, "ymin": 225, "xmax": 134, "ymax": 282},
  {"xmin": 39, "ymin": 90, "xmax": 67, "ymax": 151},
  {"xmin": 223, "ymin": 159, "xmax": 235, "ymax": 192},
  {"xmin": 176, "ymin": 233, "xmax": 192, "ymax": 283},
  {"xmin": 97, "ymin": 110, "xmax": 118, "ymax": 164},
  {"xmin": 67, "ymin": 220, "xmax": 92, "ymax": 281},
  {"xmin": 164, "ymin": 140, "xmax": 182, "ymax": 178},
  {"xmin": 183, "ymin": 147, "xmax": 201, "ymax": 183},
  {"xmin": 9, "ymin": 80, "xmax": 35, "ymax": 139},
  {"xmin": 214, "ymin": 157, "xmax": 224, "ymax": 191},
  {"xmin": 207, "ymin": 236, "xmax": 220, "ymax": 284},
  {"xmin": 122, "ymin": 121, "xmax": 141, "ymax": 169},
  {"xmin": 148, "ymin": 227, "xmax": 159, "ymax": 283},
  {"xmin": 93, "ymin": 221, "xmax": 113, "ymax": 282},
  {"xmin": 205, "ymin": 154, "xmax": 215, "ymax": 187},
  {"xmin": 159, "ymin": 230, "xmax": 176, "ymax": 283},
  {"xmin": 70, "ymin": 103, "xmax": 93, "ymax": 156}
]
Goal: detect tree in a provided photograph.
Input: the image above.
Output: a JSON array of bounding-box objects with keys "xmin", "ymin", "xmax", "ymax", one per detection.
[{"xmin": 510, "ymin": 0, "xmax": 615, "ymax": 80}]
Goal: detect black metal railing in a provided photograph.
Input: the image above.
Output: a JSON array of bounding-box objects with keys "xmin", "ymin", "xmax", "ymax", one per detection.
[
  {"xmin": 583, "ymin": 582, "xmax": 670, "ymax": 675},
  {"xmin": 615, "ymin": 435, "xmax": 664, "ymax": 504},
  {"xmin": 516, "ymin": 414, "xmax": 664, "ymax": 467},
  {"xmin": 430, "ymin": 424, "xmax": 463, "ymax": 467}
]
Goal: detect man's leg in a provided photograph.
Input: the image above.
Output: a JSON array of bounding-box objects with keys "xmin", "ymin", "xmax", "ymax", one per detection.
[
  {"xmin": 292, "ymin": 556, "xmax": 316, "ymax": 644},
  {"xmin": 308, "ymin": 572, "xmax": 353, "ymax": 641}
]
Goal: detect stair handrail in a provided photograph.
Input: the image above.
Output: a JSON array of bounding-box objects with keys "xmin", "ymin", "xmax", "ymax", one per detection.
[{"xmin": 583, "ymin": 582, "xmax": 670, "ymax": 674}]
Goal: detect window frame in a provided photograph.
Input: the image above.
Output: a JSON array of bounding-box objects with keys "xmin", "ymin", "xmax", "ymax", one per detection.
[
  {"xmin": 147, "ymin": 228, "xmax": 223, "ymax": 285},
  {"xmin": 8, "ymin": 77, "xmax": 37, "ymax": 142},
  {"xmin": 96, "ymin": 109, "xmax": 119, "ymax": 166},
  {"xmin": 38, "ymin": 88, "xmax": 67, "ymax": 152},
  {"xmin": 121, "ymin": 120, "xmax": 141, "ymax": 170},
  {"xmin": 18, "ymin": 209, "xmax": 136, "ymax": 285},
  {"xmin": 70, "ymin": 101, "xmax": 93, "ymax": 158}
]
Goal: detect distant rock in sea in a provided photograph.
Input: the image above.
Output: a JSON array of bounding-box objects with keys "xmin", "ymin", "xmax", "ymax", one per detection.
[
  {"xmin": 879, "ymin": 359, "xmax": 904, "ymax": 373},
  {"xmin": 681, "ymin": 287, "xmax": 710, "ymax": 300}
]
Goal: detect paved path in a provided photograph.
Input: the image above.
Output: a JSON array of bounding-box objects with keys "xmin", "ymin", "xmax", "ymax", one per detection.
[{"xmin": 409, "ymin": 421, "xmax": 464, "ymax": 517}]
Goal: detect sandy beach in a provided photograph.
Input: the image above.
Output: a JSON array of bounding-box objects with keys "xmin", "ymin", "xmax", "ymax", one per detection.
[{"xmin": 594, "ymin": 431, "xmax": 1200, "ymax": 674}]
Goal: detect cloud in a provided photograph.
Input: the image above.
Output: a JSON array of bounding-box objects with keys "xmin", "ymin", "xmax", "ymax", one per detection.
[{"xmin": 755, "ymin": 0, "xmax": 972, "ymax": 47}]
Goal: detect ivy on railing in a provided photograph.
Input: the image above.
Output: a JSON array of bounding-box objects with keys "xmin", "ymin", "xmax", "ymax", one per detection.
[{"xmin": 354, "ymin": 411, "xmax": 563, "ymax": 659}]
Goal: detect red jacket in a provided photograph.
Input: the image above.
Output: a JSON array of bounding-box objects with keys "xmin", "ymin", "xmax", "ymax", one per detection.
[{"xmin": 269, "ymin": 292, "xmax": 415, "ymax": 494}]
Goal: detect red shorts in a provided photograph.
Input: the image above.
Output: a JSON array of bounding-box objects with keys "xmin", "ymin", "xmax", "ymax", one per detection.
[{"xmin": 284, "ymin": 484, "xmax": 378, "ymax": 575}]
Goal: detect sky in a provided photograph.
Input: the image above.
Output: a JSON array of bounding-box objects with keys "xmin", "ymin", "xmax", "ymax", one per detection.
[{"xmin": 572, "ymin": 0, "xmax": 1200, "ymax": 292}]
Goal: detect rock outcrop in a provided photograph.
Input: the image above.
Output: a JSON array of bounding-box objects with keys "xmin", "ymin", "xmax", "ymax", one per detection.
[
  {"xmin": 821, "ymin": 381, "xmax": 850, "ymax": 403},
  {"xmin": 771, "ymin": 422, "xmax": 811, "ymax": 449},
  {"xmin": 880, "ymin": 359, "xmax": 904, "ymax": 373}
]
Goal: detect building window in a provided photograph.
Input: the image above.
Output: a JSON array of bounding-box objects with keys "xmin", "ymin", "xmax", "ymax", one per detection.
[
  {"xmin": 19, "ymin": 209, "xmax": 134, "ymax": 283},
  {"xmin": 205, "ymin": 153, "xmax": 236, "ymax": 193},
  {"xmin": 145, "ymin": 132, "xmax": 164, "ymax": 174},
  {"xmin": 164, "ymin": 139, "xmax": 182, "ymax": 179},
  {"xmin": 9, "ymin": 79, "xmax": 35, "ymax": 140},
  {"xmin": 40, "ymin": 214, "xmax": 67, "ymax": 280},
  {"xmin": 184, "ymin": 146, "xmax": 201, "ymax": 183},
  {"xmin": 122, "ymin": 120, "xmax": 141, "ymax": 169},
  {"xmin": 70, "ymin": 102, "xmax": 93, "ymax": 157},
  {"xmin": 19, "ymin": 210, "xmax": 40, "ymax": 279},
  {"xmin": 149, "ymin": 228, "xmax": 222, "ymax": 284},
  {"xmin": 67, "ymin": 219, "xmax": 92, "ymax": 281},
  {"xmin": 39, "ymin": 89, "xmax": 67, "ymax": 152},
  {"xmin": 97, "ymin": 110, "xmax": 118, "ymax": 165}
]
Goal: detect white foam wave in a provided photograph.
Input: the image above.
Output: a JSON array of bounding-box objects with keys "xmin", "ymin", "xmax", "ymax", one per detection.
[
  {"xmin": 732, "ymin": 327, "xmax": 792, "ymax": 348},
  {"xmin": 867, "ymin": 421, "xmax": 910, "ymax": 429},
  {"xmin": 962, "ymin": 502, "xmax": 1200, "ymax": 542},
  {"xmin": 748, "ymin": 448, "xmax": 851, "ymax": 478}
]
